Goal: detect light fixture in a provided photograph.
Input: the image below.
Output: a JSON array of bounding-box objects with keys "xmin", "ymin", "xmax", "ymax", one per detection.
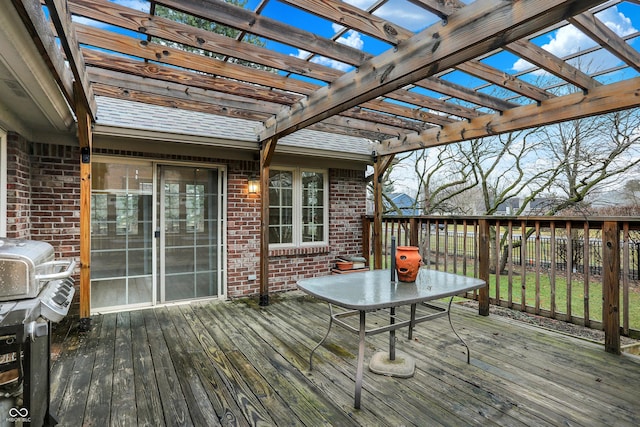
[{"xmin": 248, "ymin": 173, "xmax": 260, "ymax": 194}]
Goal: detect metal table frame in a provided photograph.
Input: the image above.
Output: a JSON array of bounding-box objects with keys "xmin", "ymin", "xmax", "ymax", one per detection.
[{"xmin": 297, "ymin": 268, "xmax": 486, "ymax": 409}]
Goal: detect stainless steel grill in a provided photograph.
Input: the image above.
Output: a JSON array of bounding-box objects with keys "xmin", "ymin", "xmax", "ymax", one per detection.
[{"xmin": 0, "ymin": 238, "xmax": 76, "ymax": 427}]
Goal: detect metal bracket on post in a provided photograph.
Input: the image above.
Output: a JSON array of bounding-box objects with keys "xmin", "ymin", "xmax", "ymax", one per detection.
[
  {"xmin": 78, "ymin": 317, "xmax": 92, "ymax": 332},
  {"xmin": 81, "ymin": 146, "xmax": 90, "ymax": 164},
  {"xmin": 259, "ymin": 294, "xmax": 269, "ymax": 307}
]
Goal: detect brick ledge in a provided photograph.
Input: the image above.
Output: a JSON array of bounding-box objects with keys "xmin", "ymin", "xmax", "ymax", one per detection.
[{"xmin": 269, "ymin": 246, "xmax": 331, "ymax": 257}]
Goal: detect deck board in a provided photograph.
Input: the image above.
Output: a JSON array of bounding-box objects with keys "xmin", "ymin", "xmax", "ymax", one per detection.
[
  {"xmin": 129, "ymin": 310, "xmax": 165, "ymax": 427},
  {"xmin": 50, "ymin": 292, "xmax": 640, "ymax": 426}
]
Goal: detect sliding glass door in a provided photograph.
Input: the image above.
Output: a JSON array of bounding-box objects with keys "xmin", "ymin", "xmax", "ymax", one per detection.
[
  {"xmin": 91, "ymin": 161, "xmax": 154, "ymax": 311},
  {"xmin": 159, "ymin": 165, "xmax": 224, "ymax": 303},
  {"xmin": 91, "ymin": 160, "xmax": 225, "ymax": 312}
]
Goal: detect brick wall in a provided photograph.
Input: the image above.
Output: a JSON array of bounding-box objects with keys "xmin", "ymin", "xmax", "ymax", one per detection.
[
  {"xmin": 225, "ymin": 165, "xmax": 367, "ymax": 296},
  {"xmin": 30, "ymin": 143, "xmax": 81, "ymax": 260},
  {"xmin": 6, "ymin": 140, "xmax": 367, "ymax": 302},
  {"xmin": 226, "ymin": 161, "xmax": 261, "ymax": 297},
  {"xmin": 5, "ymin": 132, "xmax": 31, "ymax": 239}
]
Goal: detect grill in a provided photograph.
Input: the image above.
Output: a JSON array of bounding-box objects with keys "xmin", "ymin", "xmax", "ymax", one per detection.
[{"xmin": 0, "ymin": 239, "xmax": 75, "ymax": 426}]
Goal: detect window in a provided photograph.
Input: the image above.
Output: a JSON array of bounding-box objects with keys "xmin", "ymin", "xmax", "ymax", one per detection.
[{"xmin": 269, "ymin": 168, "xmax": 327, "ymax": 246}]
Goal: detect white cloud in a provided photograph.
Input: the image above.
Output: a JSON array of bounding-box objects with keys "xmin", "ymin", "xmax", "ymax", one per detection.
[
  {"xmin": 311, "ymin": 56, "xmax": 352, "ymax": 72},
  {"xmin": 290, "ymin": 48, "xmax": 351, "ymax": 71},
  {"xmin": 290, "ymin": 30, "xmax": 362, "ymax": 72},
  {"xmin": 512, "ymin": 6, "xmax": 636, "ymax": 73},
  {"xmin": 596, "ymin": 7, "xmax": 636, "ymax": 38},
  {"xmin": 337, "ymin": 30, "xmax": 364, "ymax": 50},
  {"xmin": 114, "ymin": 0, "xmax": 150, "ymax": 12},
  {"xmin": 374, "ymin": 3, "xmax": 438, "ymax": 32}
]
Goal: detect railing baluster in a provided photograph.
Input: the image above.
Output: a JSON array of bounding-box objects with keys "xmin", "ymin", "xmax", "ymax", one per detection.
[
  {"xmin": 453, "ymin": 221, "xmax": 458, "ymax": 275},
  {"xmin": 583, "ymin": 222, "xmax": 590, "ymax": 328},
  {"xmin": 443, "ymin": 220, "xmax": 449, "ymax": 273},
  {"xmin": 435, "ymin": 220, "xmax": 441, "ymax": 271},
  {"xmin": 495, "ymin": 220, "xmax": 501, "ymax": 305},
  {"xmin": 535, "ymin": 221, "xmax": 541, "ymax": 315},
  {"xmin": 384, "ymin": 220, "xmax": 390, "ymax": 270},
  {"xmin": 508, "ymin": 220, "xmax": 514, "ymax": 309},
  {"xmin": 623, "ymin": 222, "xmax": 630, "ymax": 336},
  {"xmin": 521, "ymin": 220, "xmax": 527, "ymax": 311},
  {"xmin": 473, "ymin": 221, "xmax": 478, "ymax": 279},
  {"xmin": 566, "ymin": 221, "xmax": 573, "ymax": 322},
  {"xmin": 479, "ymin": 219, "xmax": 490, "ymax": 316},
  {"xmin": 463, "ymin": 220, "xmax": 468, "ymax": 278},
  {"xmin": 550, "ymin": 221, "xmax": 557, "ymax": 319}
]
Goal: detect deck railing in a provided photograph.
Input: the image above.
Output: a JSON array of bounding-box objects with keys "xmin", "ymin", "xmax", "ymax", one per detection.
[{"xmin": 362, "ymin": 215, "xmax": 640, "ymax": 352}]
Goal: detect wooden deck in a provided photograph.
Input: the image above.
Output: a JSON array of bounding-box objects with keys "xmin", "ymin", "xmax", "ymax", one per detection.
[{"xmin": 49, "ymin": 292, "xmax": 640, "ymax": 426}]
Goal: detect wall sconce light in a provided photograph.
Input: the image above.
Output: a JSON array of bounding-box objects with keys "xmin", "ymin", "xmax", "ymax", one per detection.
[{"xmin": 248, "ymin": 173, "xmax": 260, "ymax": 194}]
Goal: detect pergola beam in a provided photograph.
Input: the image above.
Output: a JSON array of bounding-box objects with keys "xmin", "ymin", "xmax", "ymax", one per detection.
[
  {"xmin": 505, "ymin": 40, "xmax": 601, "ymax": 91},
  {"xmin": 379, "ymin": 76, "xmax": 640, "ymax": 155},
  {"xmin": 569, "ymin": 11, "xmax": 640, "ymax": 74},
  {"xmin": 10, "ymin": 0, "xmax": 75, "ymax": 109},
  {"xmin": 257, "ymin": 0, "xmax": 604, "ymax": 143},
  {"xmin": 44, "ymin": 0, "xmax": 97, "ymax": 119}
]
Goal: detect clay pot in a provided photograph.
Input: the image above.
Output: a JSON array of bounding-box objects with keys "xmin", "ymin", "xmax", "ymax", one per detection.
[
  {"xmin": 395, "ymin": 246, "xmax": 422, "ymax": 282},
  {"xmin": 336, "ymin": 260, "xmax": 353, "ymax": 270}
]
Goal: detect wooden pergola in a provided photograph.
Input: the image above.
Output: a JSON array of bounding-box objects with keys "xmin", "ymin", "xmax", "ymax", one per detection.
[{"xmin": 12, "ymin": 0, "xmax": 640, "ymax": 330}]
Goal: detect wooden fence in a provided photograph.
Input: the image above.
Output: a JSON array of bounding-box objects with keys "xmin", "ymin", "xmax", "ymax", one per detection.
[{"xmin": 362, "ymin": 215, "xmax": 640, "ymax": 353}]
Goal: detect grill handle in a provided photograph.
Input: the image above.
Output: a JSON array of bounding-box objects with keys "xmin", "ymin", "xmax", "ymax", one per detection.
[{"xmin": 35, "ymin": 260, "xmax": 77, "ymax": 281}]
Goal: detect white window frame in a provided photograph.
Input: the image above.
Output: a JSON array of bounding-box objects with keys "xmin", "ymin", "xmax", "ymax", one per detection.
[
  {"xmin": 0, "ymin": 128, "xmax": 6, "ymax": 237},
  {"xmin": 269, "ymin": 167, "xmax": 329, "ymax": 248}
]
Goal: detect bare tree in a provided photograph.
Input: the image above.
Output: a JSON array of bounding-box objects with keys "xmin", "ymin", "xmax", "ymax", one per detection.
[
  {"xmin": 456, "ymin": 131, "xmax": 559, "ymax": 272},
  {"xmin": 413, "ymin": 145, "xmax": 478, "ymax": 215},
  {"xmin": 461, "ymin": 131, "xmax": 558, "ymax": 216},
  {"xmin": 539, "ymin": 108, "xmax": 640, "ymax": 216}
]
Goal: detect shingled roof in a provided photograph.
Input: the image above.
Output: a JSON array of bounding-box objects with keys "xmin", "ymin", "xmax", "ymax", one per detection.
[{"xmin": 95, "ymin": 96, "xmax": 374, "ymax": 159}]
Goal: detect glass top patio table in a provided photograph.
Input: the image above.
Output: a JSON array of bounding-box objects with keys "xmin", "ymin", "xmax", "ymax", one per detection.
[
  {"xmin": 297, "ymin": 267, "xmax": 485, "ymax": 409},
  {"xmin": 297, "ymin": 268, "xmax": 485, "ymax": 311}
]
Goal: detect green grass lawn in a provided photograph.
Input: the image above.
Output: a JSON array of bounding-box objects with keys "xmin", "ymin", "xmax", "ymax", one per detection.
[
  {"xmin": 488, "ymin": 271, "xmax": 640, "ymax": 330},
  {"xmin": 376, "ymin": 254, "xmax": 640, "ymax": 332}
]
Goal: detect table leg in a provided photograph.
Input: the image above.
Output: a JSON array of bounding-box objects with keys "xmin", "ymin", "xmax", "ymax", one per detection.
[
  {"xmin": 389, "ymin": 307, "xmax": 396, "ymax": 361},
  {"xmin": 408, "ymin": 303, "xmax": 416, "ymax": 340},
  {"xmin": 354, "ymin": 310, "xmax": 366, "ymax": 409},
  {"xmin": 447, "ymin": 296, "xmax": 471, "ymax": 364},
  {"xmin": 309, "ymin": 303, "xmax": 335, "ymax": 370}
]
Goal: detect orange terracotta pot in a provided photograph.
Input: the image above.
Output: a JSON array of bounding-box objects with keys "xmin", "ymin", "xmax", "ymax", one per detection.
[{"xmin": 395, "ymin": 246, "xmax": 422, "ymax": 282}]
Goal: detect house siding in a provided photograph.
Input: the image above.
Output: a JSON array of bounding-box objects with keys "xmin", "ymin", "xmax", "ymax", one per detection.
[{"xmin": 4, "ymin": 135, "xmax": 367, "ymax": 305}]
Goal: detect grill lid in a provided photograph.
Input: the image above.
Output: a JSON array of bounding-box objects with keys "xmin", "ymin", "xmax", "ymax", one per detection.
[
  {"xmin": 0, "ymin": 239, "xmax": 55, "ymax": 301},
  {"xmin": 0, "ymin": 239, "xmax": 54, "ymax": 264}
]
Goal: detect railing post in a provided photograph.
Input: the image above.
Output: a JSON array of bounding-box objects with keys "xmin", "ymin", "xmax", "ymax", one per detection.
[
  {"xmin": 409, "ymin": 217, "xmax": 418, "ymax": 247},
  {"xmin": 602, "ymin": 221, "xmax": 620, "ymax": 354},
  {"xmin": 478, "ymin": 218, "xmax": 490, "ymax": 316}
]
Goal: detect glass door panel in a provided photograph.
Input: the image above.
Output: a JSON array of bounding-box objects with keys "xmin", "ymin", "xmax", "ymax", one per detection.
[
  {"xmin": 90, "ymin": 162, "xmax": 154, "ymax": 310},
  {"xmin": 160, "ymin": 166, "xmax": 221, "ymax": 303}
]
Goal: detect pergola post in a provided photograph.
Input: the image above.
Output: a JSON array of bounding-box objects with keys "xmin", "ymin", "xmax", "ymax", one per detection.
[
  {"xmin": 75, "ymin": 81, "xmax": 93, "ymax": 331},
  {"xmin": 259, "ymin": 137, "xmax": 277, "ymax": 306},
  {"xmin": 602, "ymin": 221, "xmax": 621, "ymax": 354},
  {"xmin": 372, "ymin": 154, "xmax": 394, "ymax": 269}
]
